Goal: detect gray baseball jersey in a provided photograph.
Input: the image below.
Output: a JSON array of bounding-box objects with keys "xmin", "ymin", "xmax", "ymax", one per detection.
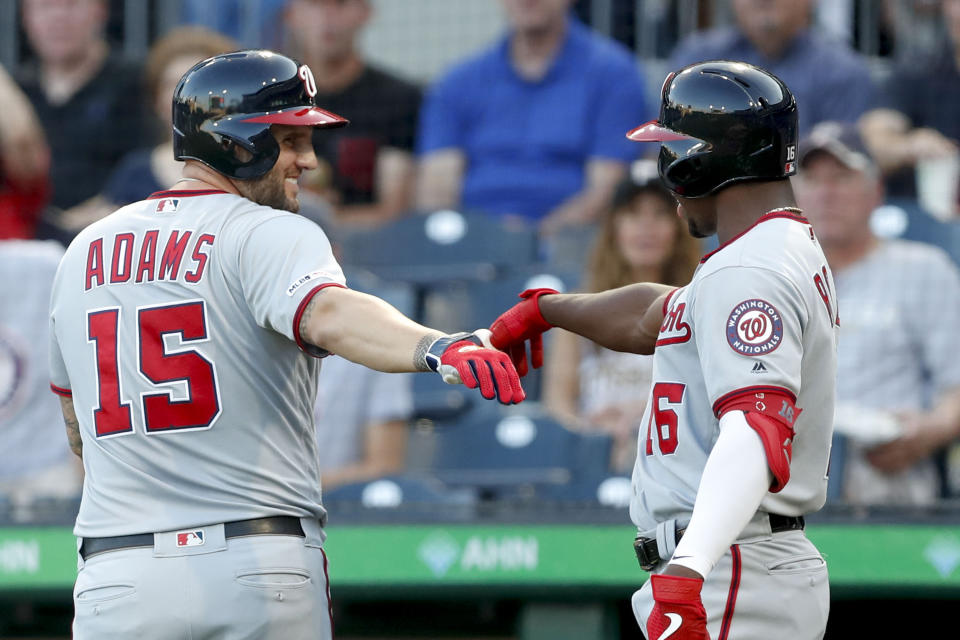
[
  {"xmin": 49, "ymin": 189, "xmax": 345, "ymax": 538},
  {"xmin": 629, "ymin": 211, "xmax": 838, "ymax": 531}
]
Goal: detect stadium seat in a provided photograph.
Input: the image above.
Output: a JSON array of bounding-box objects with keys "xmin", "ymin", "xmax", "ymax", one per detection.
[
  {"xmin": 411, "ymin": 372, "xmax": 473, "ymax": 421},
  {"xmin": 420, "ymin": 264, "xmax": 578, "ymax": 333},
  {"xmin": 427, "ymin": 406, "xmax": 613, "ymax": 499},
  {"xmin": 416, "ymin": 266, "xmax": 578, "ymax": 399},
  {"xmin": 465, "ymin": 265, "xmax": 579, "ymax": 328},
  {"xmin": 322, "ymin": 473, "xmax": 477, "ymax": 522},
  {"xmin": 342, "ymin": 267, "xmax": 417, "ymax": 316},
  {"xmin": 338, "ymin": 209, "xmax": 539, "ymax": 285},
  {"xmin": 873, "ymin": 199, "xmax": 960, "ymax": 267},
  {"xmin": 533, "ymin": 473, "xmax": 633, "ymax": 509}
]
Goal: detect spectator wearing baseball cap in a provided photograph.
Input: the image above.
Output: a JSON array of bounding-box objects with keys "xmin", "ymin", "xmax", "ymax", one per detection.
[{"xmin": 795, "ymin": 121, "xmax": 960, "ymax": 505}]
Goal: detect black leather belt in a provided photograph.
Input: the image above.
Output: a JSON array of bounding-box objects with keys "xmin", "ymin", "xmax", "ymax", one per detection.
[
  {"xmin": 79, "ymin": 516, "xmax": 305, "ymax": 560},
  {"xmin": 633, "ymin": 513, "xmax": 805, "ymax": 572}
]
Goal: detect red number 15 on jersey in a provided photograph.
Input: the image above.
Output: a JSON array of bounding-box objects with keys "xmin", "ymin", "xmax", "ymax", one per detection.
[{"xmin": 87, "ymin": 300, "xmax": 221, "ymax": 437}]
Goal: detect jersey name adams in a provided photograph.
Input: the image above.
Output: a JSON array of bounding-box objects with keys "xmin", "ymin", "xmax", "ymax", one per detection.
[{"xmin": 83, "ymin": 230, "xmax": 215, "ymax": 290}]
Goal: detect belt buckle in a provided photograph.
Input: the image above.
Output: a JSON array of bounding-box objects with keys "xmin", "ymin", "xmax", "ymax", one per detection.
[{"xmin": 633, "ymin": 535, "xmax": 659, "ymax": 572}]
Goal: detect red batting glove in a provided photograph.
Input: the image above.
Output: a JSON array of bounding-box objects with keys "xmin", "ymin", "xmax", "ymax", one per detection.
[
  {"xmin": 489, "ymin": 288, "xmax": 558, "ymax": 376},
  {"xmin": 425, "ymin": 333, "xmax": 525, "ymax": 405},
  {"xmin": 646, "ymin": 574, "xmax": 709, "ymax": 640}
]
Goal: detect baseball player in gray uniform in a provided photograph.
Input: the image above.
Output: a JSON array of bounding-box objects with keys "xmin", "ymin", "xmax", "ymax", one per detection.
[
  {"xmin": 490, "ymin": 61, "xmax": 837, "ymax": 640},
  {"xmin": 48, "ymin": 50, "xmax": 524, "ymax": 640}
]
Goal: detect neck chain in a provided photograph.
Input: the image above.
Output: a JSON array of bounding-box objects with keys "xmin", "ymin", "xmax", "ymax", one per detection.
[{"xmin": 764, "ymin": 206, "xmax": 803, "ymax": 216}]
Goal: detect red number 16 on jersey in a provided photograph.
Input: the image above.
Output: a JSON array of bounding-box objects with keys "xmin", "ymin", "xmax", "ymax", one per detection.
[
  {"xmin": 645, "ymin": 382, "xmax": 686, "ymax": 455},
  {"xmin": 87, "ymin": 300, "xmax": 221, "ymax": 437}
]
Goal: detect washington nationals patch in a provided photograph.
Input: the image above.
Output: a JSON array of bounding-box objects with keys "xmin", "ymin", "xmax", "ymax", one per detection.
[{"xmin": 726, "ymin": 299, "xmax": 783, "ymax": 356}]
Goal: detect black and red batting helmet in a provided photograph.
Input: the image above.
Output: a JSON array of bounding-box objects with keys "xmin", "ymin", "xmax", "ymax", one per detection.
[
  {"xmin": 173, "ymin": 49, "xmax": 348, "ymax": 180},
  {"xmin": 627, "ymin": 60, "xmax": 798, "ymax": 198}
]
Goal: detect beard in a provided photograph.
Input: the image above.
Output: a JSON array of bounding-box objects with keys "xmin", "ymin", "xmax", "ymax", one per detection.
[
  {"xmin": 685, "ymin": 212, "xmax": 717, "ymax": 239},
  {"xmin": 240, "ymin": 165, "xmax": 298, "ymax": 212},
  {"xmin": 687, "ymin": 218, "xmax": 709, "ymax": 238}
]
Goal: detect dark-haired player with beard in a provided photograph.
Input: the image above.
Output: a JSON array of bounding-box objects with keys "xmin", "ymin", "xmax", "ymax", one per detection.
[{"xmin": 48, "ymin": 50, "xmax": 523, "ymax": 640}]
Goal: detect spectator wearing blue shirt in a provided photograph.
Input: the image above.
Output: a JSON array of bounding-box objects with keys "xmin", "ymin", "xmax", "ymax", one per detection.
[
  {"xmin": 669, "ymin": 0, "xmax": 877, "ymax": 136},
  {"xmin": 179, "ymin": 0, "xmax": 288, "ymax": 49},
  {"xmin": 415, "ymin": 0, "xmax": 649, "ymax": 233}
]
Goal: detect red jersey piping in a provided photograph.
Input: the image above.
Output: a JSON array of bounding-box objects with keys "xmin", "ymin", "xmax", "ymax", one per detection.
[
  {"xmin": 293, "ymin": 283, "xmax": 347, "ymax": 356},
  {"xmin": 50, "ymin": 383, "xmax": 72, "ymax": 397},
  {"xmin": 147, "ymin": 189, "xmax": 229, "ymax": 199},
  {"xmin": 718, "ymin": 544, "xmax": 742, "ymax": 640},
  {"xmin": 700, "ymin": 211, "xmax": 810, "ymax": 264}
]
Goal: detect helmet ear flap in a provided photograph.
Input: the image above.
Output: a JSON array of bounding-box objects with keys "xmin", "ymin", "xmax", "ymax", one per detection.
[
  {"xmin": 658, "ymin": 139, "xmax": 714, "ymax": 198},
  {"xmin": 190, "ymin": 119, "xmax": 280, "ymax": 180}
]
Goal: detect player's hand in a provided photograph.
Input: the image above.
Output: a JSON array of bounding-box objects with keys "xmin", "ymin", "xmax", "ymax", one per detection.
[
  {"xmin": 489, "ymin": 288, "xmax": 558, "ymax": 376},
  {"xmin": 647, "ymin": 574, "xmax": 710, "ymax": 640},
  {"xmin": 425, "ymin": 331, "xmax": 525, "ymax": 405}
]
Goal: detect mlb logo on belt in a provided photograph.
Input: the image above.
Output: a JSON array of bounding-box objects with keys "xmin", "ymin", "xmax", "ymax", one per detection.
[
  {"xmin": 176, "ymin": 529, "xmax": 205, "ymax": 547},
  {"xmin": 156, "ymin": 198, "xmax": 180, "ymax": 213}
]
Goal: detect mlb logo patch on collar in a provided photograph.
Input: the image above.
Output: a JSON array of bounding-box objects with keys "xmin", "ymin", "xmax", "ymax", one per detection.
[
  {"xmin": 176, "ymin": 529, "xmax": 205, "ymax": 547},
  {"xmin": 156, "ymin": 198, "xmax": 181, "ymax": 213}
]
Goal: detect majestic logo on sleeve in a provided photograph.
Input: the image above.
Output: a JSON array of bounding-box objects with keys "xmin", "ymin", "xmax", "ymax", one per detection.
[{"xmin": 726, "ymin": 299, "xmax": 783, "ymax": 356}]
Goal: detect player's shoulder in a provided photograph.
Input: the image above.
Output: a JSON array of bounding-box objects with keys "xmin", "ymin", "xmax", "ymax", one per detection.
[
  {"xmin": 223, "ymin": 199, "xmax": 325, "ymax": 237},
  {"xmin": 700, "ymin": 212, "xmax": 819, "ymax": 274},
  {"xmin": 218, "ymin": 200, "xmax": 331, "ymax": 262}
]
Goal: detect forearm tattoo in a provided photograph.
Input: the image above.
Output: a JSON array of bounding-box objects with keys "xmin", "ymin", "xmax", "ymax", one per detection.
[
  {"xmin": 414, "ymin": 332, "xmax": 443, "ymax": 371},
  {"xmin": 63, "ymin": 405, "xmax": 83, "ymax": 460}
]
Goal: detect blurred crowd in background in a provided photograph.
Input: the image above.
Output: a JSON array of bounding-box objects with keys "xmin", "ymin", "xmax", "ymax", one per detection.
[{"xmin": 2, "ymin": 0, "xmax": 960, "ymax": 523}]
